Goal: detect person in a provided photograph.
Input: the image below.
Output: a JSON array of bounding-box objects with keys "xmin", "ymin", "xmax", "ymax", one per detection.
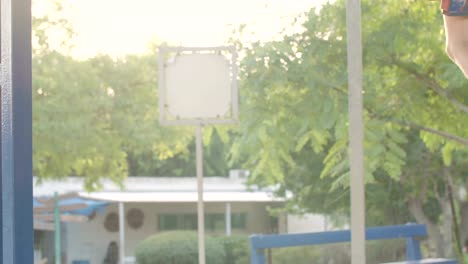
[
  {"xmin": 103, "ymin": 241, "xmax": 119, "ymax": 264},
  {"xmin": 441, "ymin": 0, "xmax": 468, "ymax": 77}
]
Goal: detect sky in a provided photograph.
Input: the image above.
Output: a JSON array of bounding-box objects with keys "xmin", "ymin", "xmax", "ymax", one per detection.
[{"xmin": 34, "ymin": 0, "xmax": 329, "ymax": 58}]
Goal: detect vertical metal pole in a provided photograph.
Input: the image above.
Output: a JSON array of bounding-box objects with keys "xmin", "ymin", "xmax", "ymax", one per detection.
[
  {"xmin": 119, "ymin": 202, "xmax": 125, "ymax": 264},
  {"xmin": 225, "ymin": 202, "xmax": 231, "ymax": 236},
  {"xmin": 0, "ymin": 2, "xmax": 2, "ymax": 260},
  {"xmin": 54, "ymin": 192, "xmax": 61, "ymax": 264},
  {"xmin": 406, "ymin": 237, "xmax": 422, "ymax": 261},
  {"xmin": 346, "ymin": 0, "xmax": 366, "ymax": 263},
  {"xmin": 196, "ymin": 126, "xmax": 206, "ymax": 264},
  {"xmin": 1, "ymin": 0, "xmax": 33, "ymax": 262}
]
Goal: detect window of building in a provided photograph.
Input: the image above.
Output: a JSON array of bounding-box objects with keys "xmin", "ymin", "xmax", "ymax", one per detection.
[
  {"xmin": 181, "ymin": 214, "xmax": 197, "ymax": 230},
  {"xmin": 34, "ymin": 230, "xmax": 44, "ymax": 250},
  {"xmin": 232, "ymin": 213, "xmax": 247, "ymax": 229},
  {"xmin": 205, "ymin": 214, "xmax": 224, "ymax": 231},
  {"xmin": 158, "ymin": 214, "xmax": 178, "ymax": 230},
  {"xmin": 157, "ymin": 212, "xmax": 247, "ymax": 232}
]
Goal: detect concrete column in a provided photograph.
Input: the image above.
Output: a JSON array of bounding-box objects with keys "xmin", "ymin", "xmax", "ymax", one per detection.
[{"xmin": 225, "ymin": 202, "xmax": 231, "ymax": 236}]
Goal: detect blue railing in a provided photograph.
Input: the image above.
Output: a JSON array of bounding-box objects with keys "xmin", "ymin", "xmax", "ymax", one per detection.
[{"xmin": 249, "ymin": 224, "xmax": 458, "ymax": 264}]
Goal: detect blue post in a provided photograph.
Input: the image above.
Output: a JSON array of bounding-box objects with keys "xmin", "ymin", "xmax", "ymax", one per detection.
[
  {"xmin": 1, "ymin": 0, "xmax": 34, "ymax": 263},
  {"xmin": 250, "ymin": 236, "xmax": 266, "ymax": 264},
  {"xmin": 250, "ymin": 249, "xmax": 266, "ymax": 264},
  {"xmin": 406, "ymin": 237, "xmax": 422, "ymax": 261}
]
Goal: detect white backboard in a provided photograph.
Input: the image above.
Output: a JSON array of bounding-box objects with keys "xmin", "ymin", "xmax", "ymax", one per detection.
[{"xmin": 159, "ymin": 46, "xmax": 238, "ymax": 126}]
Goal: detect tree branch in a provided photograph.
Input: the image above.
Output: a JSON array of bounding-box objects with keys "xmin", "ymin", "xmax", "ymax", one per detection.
[
  {"xmin": 405, "ymin": 122, "xmax": 468, "ymax": 146},
  {"xmin": 391, "ymin": 59, "xmax": 468, "ymax": 114},
  {"xmin": 408, "ymin": 198, "xmax": 445, "ymax": 257},
  {"xmin": 319, "ymin": 70, "xmax": 468, "ymax": 146},
  {"xmin": 367, "ymin": 111, "xmax": 468, "ymax": 146}
]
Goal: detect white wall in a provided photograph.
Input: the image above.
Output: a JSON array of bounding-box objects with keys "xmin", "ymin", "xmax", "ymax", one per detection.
[
  {"xmin": 64, "ymin": 201, "xmax": 278, "ymax": 264},
  {"xmin": 65, "ymin": 203, "xmax": 120, "ymax": 264}
]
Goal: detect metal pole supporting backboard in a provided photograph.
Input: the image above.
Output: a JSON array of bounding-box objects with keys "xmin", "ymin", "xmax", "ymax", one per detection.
[
  {"xmin": 196, "ymin": 126, "xmax": 206, "ymax": 264},
  {"xmin": 346, "ymin": 0, "xmax": 366, "ymax": 263},
  {"xmin": 1, "ymin": 0, "xmax": 34, "ymax": 262},
  {"xmin": 119, "ymin": 202, "xmax": 125, "ymax": 264}
]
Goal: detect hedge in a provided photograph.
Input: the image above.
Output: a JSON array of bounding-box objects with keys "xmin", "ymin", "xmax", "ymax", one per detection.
[
  {"xmin": 272, "ymin": 240, "xmax": 406, "ymax": 264},
  {"xmin": 136, "ymin": 232, "xmax": 404, "ymax": 264},
  {"xmin": 135, "ymin": 231, "xmax": 225, "ymax": 264},
  {"xmin": 214, "ymin": 235, "xmax": 250, "ymax": 264}
]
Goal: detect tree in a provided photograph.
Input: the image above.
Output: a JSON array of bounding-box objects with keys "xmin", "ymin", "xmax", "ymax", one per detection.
[
  {"xmin": 31, "ymin": 1, "xmax": 198, "ymax": 187},
  {"xmin": 32, "ymin": 2, "xmax": 233, "ymax": 187},
  {"xmin": 33, "ymin": 47, "xmax": 207, "ymax": 188},
  {"xmin": 125, "ymin": 124, "xmax": 234, "ymax": 177},
  {"xmin": 231, "ymin": 0, "xmax": 468, "ymax": 257}
]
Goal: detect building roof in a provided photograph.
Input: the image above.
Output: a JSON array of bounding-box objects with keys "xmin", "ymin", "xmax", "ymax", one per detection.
[{"xmin": 33, "ymin": 176, "xmax": 283, "ymax": 203}]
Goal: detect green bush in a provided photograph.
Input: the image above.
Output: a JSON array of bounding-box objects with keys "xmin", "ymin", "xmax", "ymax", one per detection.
[
  {"xmin": 215, "ymin": 235, "xmax": 250, "ymax": 264},
  {"xmin": 366, "ymin": 240, "xmax": 406, "ymax": 263},
  {"xmin": 272, "ymin": 246, "xmax": 323, "ymax": 264},
  {"xmin": 135, "ymin": 231, "xmax": 406, "ymax": 264},
  {"xmin": 135, "ymin": 231, "xmax": 225, "ymax": 264},
  {"xmin": 271, "ymin": 240, "xmax": 406, "ymax": 264}
]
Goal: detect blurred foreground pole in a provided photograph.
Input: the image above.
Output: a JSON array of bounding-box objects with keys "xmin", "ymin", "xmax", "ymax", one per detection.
[
  {"xmin": 1, "ymin": 0, "xmax": 34, "ymax": 262},
  {"xmin": 346, "ymin": 0, "xmax": 366, "ymax": 263}
]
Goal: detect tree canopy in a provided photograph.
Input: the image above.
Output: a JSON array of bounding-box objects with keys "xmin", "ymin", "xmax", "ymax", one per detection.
[
  {"xmin": 229, "ymin": 0, "xmax": 467, "ymax": 257},
  {"xmin": 32, "ymin": 4, "xmax": 197, "ymax": 188},
  {"xmin": 232, "ymin": 0, "xmax": 467, "ymax": 187}
]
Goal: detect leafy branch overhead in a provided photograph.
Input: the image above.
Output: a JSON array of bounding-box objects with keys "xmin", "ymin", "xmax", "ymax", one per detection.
[
  {"xmin": 230, "ymin": 0, "xmax": 467, "ymax": 255},
  {"xmin": 232, "ymin": 0, "xmax": 467, "ymax": 189}
]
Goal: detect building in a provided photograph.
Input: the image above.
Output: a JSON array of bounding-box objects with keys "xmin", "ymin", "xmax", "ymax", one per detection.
[{"xmin": 33, "ymin": 174, "xmax": 287, "ymax": 264}]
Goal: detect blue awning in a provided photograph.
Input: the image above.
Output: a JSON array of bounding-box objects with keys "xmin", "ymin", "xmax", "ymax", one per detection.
[{"xmin": 33, "ymin": 196, "xmax": 109, "ymax": 217}]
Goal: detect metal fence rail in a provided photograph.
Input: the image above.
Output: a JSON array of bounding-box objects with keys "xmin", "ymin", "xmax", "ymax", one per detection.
[{"xmin": 249, "ymin": 224, "xmax": 457, "ymax": 264}]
